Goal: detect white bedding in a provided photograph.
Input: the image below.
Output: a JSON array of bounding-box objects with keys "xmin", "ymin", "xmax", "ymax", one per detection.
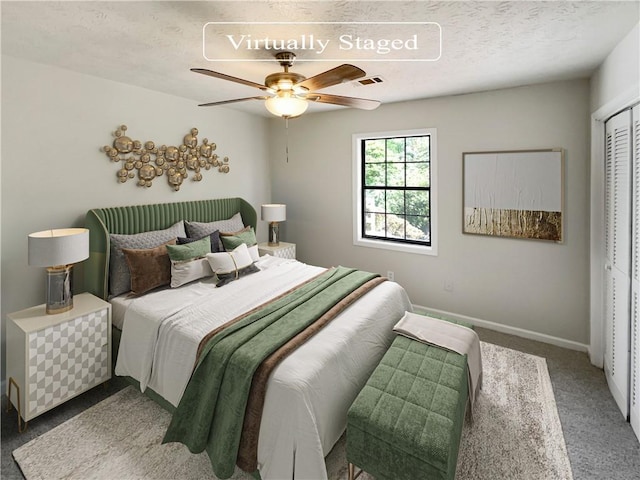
[
  {"xmin": 114, "ymin": 256, "xmax": 412, "ymax": 480},
  {"xmin": 110, "ymin": 294, "xmax": 132, "ymax": 330}
]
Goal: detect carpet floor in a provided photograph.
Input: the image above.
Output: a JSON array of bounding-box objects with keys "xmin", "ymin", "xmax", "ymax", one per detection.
[
  {"xmin": 2, "ymin": 327, "xmax": 639, "ymax": 479},
  {"xmin": 12, "ymin": 342, "xmax": 570, "ymax": 480}
]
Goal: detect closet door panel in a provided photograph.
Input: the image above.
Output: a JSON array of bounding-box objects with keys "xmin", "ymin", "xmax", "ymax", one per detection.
[
  {"xmin": 631, "ymin": 104, "xmax": 640, "ymax": 439},
  {"xmin": 631, "ymin": 284, "xmax": 639, "ymax": 438},
  {"xmin": 605, "ymin": 109, "xmax": 631, "ymax": 419}
]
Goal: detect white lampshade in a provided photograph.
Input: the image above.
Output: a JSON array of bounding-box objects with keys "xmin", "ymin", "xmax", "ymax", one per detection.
[
  {"xmin": 261, "ymin": 204, "xmax": 286, "ymax": 223},
  {"xmin": 28, "ymin": 228, "xmax": 90, "ymax": 314},
  {"xmin": 28, "ymin": 228, "xmax": 89, "ymax": 267},
  {"xmin": 265, "ymin": 93, "xmax": 308, "ymax": 118},
  {"xmin": 261, "ymin": 204, "xmax": 287, "ymax": 246}
]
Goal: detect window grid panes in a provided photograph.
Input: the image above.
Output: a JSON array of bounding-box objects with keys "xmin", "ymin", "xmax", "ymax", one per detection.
[{"xmin": 361, "ymin": 135, "xmax": 431, "ymax": 246}]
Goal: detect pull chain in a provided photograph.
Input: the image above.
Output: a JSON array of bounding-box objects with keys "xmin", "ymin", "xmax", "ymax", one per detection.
[{"xmin": 285, "ymin": 117, "xmax": 289, "ymax": 163}]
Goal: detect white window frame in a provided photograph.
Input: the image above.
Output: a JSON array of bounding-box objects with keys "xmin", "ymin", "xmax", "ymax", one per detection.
[{"xmin": 352, "ymin": 128, "xmax": 438, "ymax": 256}]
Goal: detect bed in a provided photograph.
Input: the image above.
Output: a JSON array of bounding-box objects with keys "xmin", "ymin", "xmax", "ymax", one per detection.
[{"xmin": 84, "ymin": 197, "xmax": 412, "ymax": 480}]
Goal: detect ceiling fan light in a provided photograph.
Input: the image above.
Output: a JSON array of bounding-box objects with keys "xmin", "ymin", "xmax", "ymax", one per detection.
[
  {"xmin": 277, "ymin": 79, "xmax": 294, "ymax": 90},
  {"xmin": 293, "ymin": 85, "xmax": 309, "ymax": 95},
  {"xmin": 265, "ymin": 94, "xmax": 308, "ymax": 118}
]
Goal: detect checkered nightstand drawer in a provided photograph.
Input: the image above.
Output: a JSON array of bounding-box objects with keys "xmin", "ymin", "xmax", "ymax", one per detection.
[
  {"xmin": 26, "ymin": 308, "xmax": 109, "ymax": 417},
  {"xmin": 6, "ymin": 293, "xmax": 112, "ymax": 424},
  {"xmin": 258, "ymin": 242, "xmax": 296, "ymax": 260}
]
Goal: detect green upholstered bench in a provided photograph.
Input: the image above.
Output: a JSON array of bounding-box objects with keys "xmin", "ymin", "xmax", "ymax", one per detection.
[{"xmin": 346, "ymin": 319, "xmax": 471, "ymax": 480}]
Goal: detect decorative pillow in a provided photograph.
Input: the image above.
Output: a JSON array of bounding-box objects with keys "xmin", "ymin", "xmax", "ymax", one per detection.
[
  {"xmin": 170, "ymin": 258, "xmax": 214, "ymax": 288},
  {"xmin": 220, "ymin": 225, "xmax": 251, "ymax": 235},
  {"xmin": 122, "ymin": 239, "xmax": 176, "ymax": 295},
  {"xmin": 166, "ymin": 236, "xmax": 214, "ymax": 288},
  {"xmin": 206, "ymin": 243, "xmax": 259, "ymax": 287},
  {"xmin": 248, "ymin": 244, "xmax": 260, "ymax": 262},
  {"xmin": 109, "ymin": 221, "xmax": 186, "ymax": 297},
  {"xmin": 177, "ymin": 230, "xmax": 223, "ymax": 253},
  {"xmin": 167, "ymin": 236, "xmax": 211, "ymax": 262},
  {"xmin": 220, "ymin": 227, "xmax": 257, "ymax": 251},
  {"xmin": 215, "ymin": 264, "xmax": 260, "ymax": 287},
  {"xmin": 207, "ymin": 243, "xmax": 253, "ymax": 273},
  {"xmin": 185, "ymin": 212, "xmax": 244, "ymax": 240}
]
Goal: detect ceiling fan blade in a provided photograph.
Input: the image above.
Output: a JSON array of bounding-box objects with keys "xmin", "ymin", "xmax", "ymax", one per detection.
[
  {"xmin": 191, "ymin": 68, "xmax": 268, "ymax": 91},
  {"xmin": 308, "ymin": 93, "xmax": 380, "ymax": 110},
  {"xmin": 296, "ymin": 64, "xmax": 366, "ymax": 91},
  {"xmin": 198, "ymin": 96, "xmax": 267, "ymax": 107}
]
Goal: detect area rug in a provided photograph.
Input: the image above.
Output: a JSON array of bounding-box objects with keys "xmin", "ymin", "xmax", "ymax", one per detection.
[{"xmin": 13, "ymin": 342, "xmax": 573, "ymax": 480}]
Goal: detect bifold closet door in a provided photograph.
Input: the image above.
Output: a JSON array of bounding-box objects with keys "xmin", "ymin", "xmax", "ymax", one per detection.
[
  {"xmin": 631, "ymin": 103, "xmax": 640, "ymax": 440},
  {"xmin": 605, "ymin": 108, "xmax": 631, "ymax": 419}
]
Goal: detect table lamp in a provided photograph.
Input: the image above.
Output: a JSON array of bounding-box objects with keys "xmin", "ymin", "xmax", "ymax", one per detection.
[
  {"xmin": 261, "ymin": 204, "xmax": 286, "ymax": 246},
  {"xmin": 28, "ymin": 228, "xmax": 90, "ymax": 314}
]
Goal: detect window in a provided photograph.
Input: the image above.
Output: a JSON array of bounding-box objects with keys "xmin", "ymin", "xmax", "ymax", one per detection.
[{"xmin": 353, "ymin": 128, "xmax": 437, "ymax": 255}]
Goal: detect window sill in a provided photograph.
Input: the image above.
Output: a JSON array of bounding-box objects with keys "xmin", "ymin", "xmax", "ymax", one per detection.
[{"xmin": 353, "ymin": 237, "xmax": 437, "ymax": 256}]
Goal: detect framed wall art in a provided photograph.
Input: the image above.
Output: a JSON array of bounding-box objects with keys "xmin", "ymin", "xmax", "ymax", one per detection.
[{"xmin": 463, "ymin": 149, "xmax": 563, "ymax": 241}]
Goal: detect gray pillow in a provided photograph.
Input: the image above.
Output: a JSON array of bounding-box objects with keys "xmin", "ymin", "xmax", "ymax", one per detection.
[
  {"xmin": 215, "ymin": 263, "xmax": 260, "ymax": 287},
  {"xmin": 109, "ymin": 221, "xmax": 186, "ymax": 297},
  {"xmin": 185, "ymin": 212, "xmax": 244, "ymax": 240}
]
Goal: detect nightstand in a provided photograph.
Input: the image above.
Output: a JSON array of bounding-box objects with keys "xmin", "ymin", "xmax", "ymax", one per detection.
[
  {"xmin": 5, "ymin": 292, "xmax": 111, "ymax": 431},
  {"xmin": 258, "ymin": 241, "xmax": 296, "ymax": 260}
]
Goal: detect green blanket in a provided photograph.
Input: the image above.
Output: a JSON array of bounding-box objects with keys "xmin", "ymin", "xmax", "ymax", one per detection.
[{"xmin": 163, "ymin": 266, "xmax": 380, "ymax": 479}]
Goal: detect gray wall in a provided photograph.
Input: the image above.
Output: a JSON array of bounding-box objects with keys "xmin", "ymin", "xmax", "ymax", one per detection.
[
  {"xmin": 269, "ymin": 79, "xmax": 590, "ymax": 347},
  {"xmin": 1, "ymin": 56, "xmax": 272, "ymax": 384},
  {"xmin": 590, "ymin": 22, "xmax": 640, "ymax": 113},
  {"xmin": 0, "ymin": 56, "xmax": 593, "ymax": 389}
]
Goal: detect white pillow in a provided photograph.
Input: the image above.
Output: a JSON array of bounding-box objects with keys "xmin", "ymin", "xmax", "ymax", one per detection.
[
  {"xmin": 206, "ymin": 243, "xmax": 253, "ymax": 274},
  {"xmin": 248, "ymin": 244, "xmax": 260, "ymax": 263},
  {"xmin": 170, "ymin": 258, "xmax": 214, "ymax": 288}
]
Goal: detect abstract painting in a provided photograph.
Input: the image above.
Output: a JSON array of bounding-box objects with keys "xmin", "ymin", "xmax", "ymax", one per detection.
[{"xmin": 463, "ymin": 149, "xmax": 563, "ymax": 241}]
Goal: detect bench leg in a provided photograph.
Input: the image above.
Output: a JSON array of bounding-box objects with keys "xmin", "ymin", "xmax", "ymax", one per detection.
[{"xmin": 348, "ymin": 462, "xmax": 363, "ymax": 480}]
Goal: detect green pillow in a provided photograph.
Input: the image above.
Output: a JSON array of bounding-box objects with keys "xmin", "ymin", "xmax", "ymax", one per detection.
[
  {"xmin": 166, "ymin": 236, "xmax": 211, "ymax": 262},
  {"xmin": 221, "ymin": 227, "xmax": 257, "ymax": 250}
]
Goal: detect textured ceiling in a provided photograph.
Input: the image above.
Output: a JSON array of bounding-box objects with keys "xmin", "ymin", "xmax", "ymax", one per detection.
[{"xmin": 2, "ymin": 1, "xmax": 639, "ymax": 116}]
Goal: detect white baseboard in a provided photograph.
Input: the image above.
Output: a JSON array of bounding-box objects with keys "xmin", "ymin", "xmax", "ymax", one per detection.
[{"xmin": 412, "ymin": 304, "xmax": 590, "ymax": 353}]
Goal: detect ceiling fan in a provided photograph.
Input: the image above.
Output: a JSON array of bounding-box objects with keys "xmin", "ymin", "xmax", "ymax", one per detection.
[{"xmin": 191, "ymin": 51, "xmax": 381, "ymax": 118}]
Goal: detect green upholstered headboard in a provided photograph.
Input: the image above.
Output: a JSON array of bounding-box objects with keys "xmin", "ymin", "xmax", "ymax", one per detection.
[{"xmin": 84, "ymin": 197, "xmax": 257, "ymax": 300}]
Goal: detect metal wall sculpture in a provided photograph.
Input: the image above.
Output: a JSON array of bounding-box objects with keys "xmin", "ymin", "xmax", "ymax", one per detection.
[{"xmin": 101, "ymin": 125, "xmax": 229, "ymax": 191}]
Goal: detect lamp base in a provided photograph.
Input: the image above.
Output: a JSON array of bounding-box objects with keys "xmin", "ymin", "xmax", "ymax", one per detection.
[
  {"xmin": 268, "ymin": 222, "xmax": 280, "ymax": 246},
  {"xmin": 45, "ymin": 265, "xmax": 74, "ymax": 314}
]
